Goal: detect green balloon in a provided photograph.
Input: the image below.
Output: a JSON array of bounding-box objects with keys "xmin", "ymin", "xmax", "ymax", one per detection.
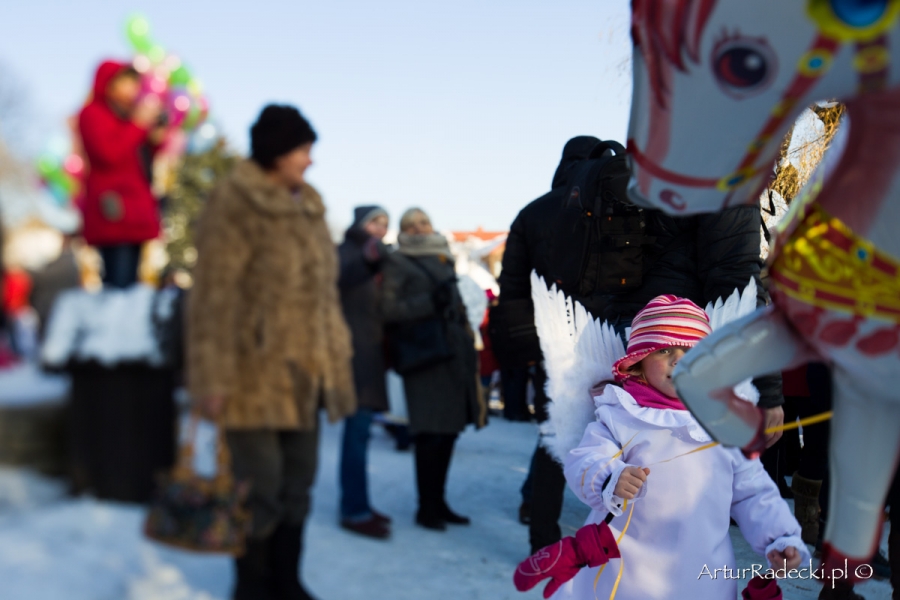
[
  {"xmin": 182, "ymin": 103, "xmax": 202, "ymax": 131},
  {"xmin": 148, "ymin": 44, "xmax": 166, "ymax": 64},
  {"xmin": 126, "ymin": 15, "xmax": 152, "ymax": 53},
  {"xmin": 169, "ymin": 65, "xmax": 192, "ymax": 86},
  {"xmin": 37, "ymin": 156, "xmax": 56, "ymax": 177}
]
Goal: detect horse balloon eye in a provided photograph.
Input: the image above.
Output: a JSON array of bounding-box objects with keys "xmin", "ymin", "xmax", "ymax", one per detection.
[{"xmin": 712, "ymin": 37, "xmax": 776, "ymax": 99}]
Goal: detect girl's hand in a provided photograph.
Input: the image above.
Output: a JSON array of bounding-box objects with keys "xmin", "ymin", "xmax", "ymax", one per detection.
[
  {"xmin": 613, "ymin": 466, "xmax": 650, "ymax": 499},
  {"xmin": 767, "ymin": 546, "xmax": 802, "ymax": 571},
  {"xmin": 132, "ymin": 95, "xmax": 162, "ymax": 128}
]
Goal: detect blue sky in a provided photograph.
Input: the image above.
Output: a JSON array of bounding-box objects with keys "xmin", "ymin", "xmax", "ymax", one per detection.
[{"xmin": 0, "ymin": 0, "xmax": 633, "ymax": 231}]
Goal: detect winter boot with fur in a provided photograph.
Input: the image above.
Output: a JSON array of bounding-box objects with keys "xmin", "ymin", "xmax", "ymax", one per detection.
[
  {"xmin": 270, "ymin": 523, "xmax": 316, "ymax": 600},
  {"xmin": 791, "ymin": 472, "xmax": 823, "ymax": 545},
  {"xmin": 234, "ymin": 538, "xmax": 274, "ymax": 600}
]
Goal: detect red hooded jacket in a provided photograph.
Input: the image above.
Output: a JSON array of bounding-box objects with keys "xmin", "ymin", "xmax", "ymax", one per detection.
[{"xmin": 78, "ymin": 60, "xmax": 160, "ymax": 246}]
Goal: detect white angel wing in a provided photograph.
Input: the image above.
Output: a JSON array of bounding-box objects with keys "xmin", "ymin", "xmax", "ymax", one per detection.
[
  {"xmin": 705, "ymin": 277, "xmax": 758, "ymax": 331},
  {"xmin": 704, "ymin": 277, "xmax": 760, "ymax": 404},
  {"xmin": 530, "ymin": 271, "xmax": 626, "ymax": 463}
]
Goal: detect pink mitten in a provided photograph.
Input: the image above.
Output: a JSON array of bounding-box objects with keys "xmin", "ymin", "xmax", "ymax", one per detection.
[
  {"xmin": 514, "ymin": 522, "xmax": 620, "ymax": 598},
  {"xmin": 741, "ymin": 575, "xmax": 783, "ymax": 600}
]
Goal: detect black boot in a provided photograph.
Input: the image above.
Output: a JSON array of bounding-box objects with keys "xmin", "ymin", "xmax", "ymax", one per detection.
[
  {"xmin": 890, "ymin": 510, "xmax": 898, "ymax": 600},
  {"xmin": 435, "ymin": 435, "xmax": 469, "ymax": 525},
  {"xmin": 269, "ymin": 523, "xmax": 316, "ymax": 600},
  {"xmin": 414, "ymin": 435, "xmax": 446, "ymax": 531},
  {"xmin": 234, "ymin": 538, "xmax": 274, "ymax": 600}
]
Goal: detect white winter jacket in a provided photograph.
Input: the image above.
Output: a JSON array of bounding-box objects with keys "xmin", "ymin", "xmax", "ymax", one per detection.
[{"xmin": 553, "ymin": 384, "xmax": 808, "ymax": 600}]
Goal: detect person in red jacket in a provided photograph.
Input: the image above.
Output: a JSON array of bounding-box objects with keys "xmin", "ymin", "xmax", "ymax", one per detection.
[{"xmin": 78, "ymin": 60, "xmax": 169, "ymax": 288}]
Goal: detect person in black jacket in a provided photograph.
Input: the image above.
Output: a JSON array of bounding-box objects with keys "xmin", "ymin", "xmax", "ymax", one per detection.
[
  {"xmin": 497, "ymin": 136, "xmax": 785, "ymax": 555},
  {"xmin": 337, "ymin": 205, "xmax": 392, "ymax": 540}
]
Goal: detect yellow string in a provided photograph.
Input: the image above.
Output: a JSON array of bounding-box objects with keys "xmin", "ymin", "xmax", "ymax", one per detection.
[
  {"xmin": 646, "ymin": 441, "xmax": 721, "ymax": 467},
  {"xmin": 766, "ymin": 410, "xmax": 833, "ymax": 434},
  {"xmin": 593, "ymin": 500, "xmax": 635, "ymax": 600}
]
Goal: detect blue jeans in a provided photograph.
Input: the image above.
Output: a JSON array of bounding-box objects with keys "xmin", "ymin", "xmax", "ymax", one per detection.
[
  {"xmin": 340, "ymin": 408, "xmax": 374, "ymax": 520},
  {"xmin": 99, "ymin": 244, "xmax": 142, "ymax": 289}
]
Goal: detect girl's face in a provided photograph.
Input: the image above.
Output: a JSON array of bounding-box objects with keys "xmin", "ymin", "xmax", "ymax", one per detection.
[
  {"xmin": 106, "ymin": 73, "xmax": 141, "ymax": 113},
  {"xmin": 635, "ymin": 346, "xmax": 690, "ymax": 397}
]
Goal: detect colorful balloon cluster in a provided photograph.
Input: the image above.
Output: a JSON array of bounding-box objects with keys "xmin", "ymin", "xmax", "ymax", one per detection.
[
  {"xmin": 35, "ymin": 14, "xmax": 214, "ymax": 206},
  {"xmin": 126, "ymin": 14, "xmax": 210, "ymax": 132}
]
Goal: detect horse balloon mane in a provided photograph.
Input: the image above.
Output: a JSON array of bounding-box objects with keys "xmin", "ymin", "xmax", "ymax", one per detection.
[{"xmin": 627, "ymin": 0, "xmax": 900, "ymax": 579}]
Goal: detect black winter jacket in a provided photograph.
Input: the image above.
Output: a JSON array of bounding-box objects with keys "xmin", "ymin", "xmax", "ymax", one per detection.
[
  {"xmin": 337, "ymin": 227, "xmax": 389, "ymax": 412},
  {"xmin": 498, "ymin": 137, "xmax": 783, "ymax": 408}
]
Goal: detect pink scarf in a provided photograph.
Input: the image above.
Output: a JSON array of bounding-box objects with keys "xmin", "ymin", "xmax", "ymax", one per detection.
[{"xmin": 623, "ymin": 378, "xmax": 687, "ymax": 411}]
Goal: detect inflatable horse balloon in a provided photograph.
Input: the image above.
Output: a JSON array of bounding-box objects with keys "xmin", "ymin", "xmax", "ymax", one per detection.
[{"xmin": 626, "ymin": 0, "xmax": 900, "ymax": 578}]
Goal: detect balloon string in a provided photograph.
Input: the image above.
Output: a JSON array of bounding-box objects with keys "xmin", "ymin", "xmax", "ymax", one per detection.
[
  {"xmin": 593, "ymin": 500, "xmax": 634, "ymax": 600},
  {"xmin": 643, "ymin": 410, "xmax": 833, "ymax": 467},
  {"xmin": 766, "ymin": 410, "xmax": 833, "ymax": 434},
  {"xmin": 646, "ymin": 441, "xmax": 720, "ymax": 467}
]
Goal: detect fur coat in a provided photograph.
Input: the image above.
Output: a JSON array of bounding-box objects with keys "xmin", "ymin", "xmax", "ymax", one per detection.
[{"xmin": 186, "ymin": 160, "xmax": 356, "ymax": 430}]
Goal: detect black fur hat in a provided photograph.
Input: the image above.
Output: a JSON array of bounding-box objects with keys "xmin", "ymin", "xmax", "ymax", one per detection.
[{"xmin": 250, "ymin": 104, "xmax": 317, "ymax": 169}]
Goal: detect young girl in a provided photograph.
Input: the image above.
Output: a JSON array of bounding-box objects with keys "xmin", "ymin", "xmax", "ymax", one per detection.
[{"xmin": 552, "ymin": 295, "xmax": 808, "ymax": 600}]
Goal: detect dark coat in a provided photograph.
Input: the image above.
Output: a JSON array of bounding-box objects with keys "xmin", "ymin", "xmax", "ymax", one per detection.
[
  {"xmin": 338, "ymin": 227, "xmax": 389, "ymax": 412},
  {"xmin": 381, "ymin": 251, "xmax": 485, "ymax": 435},
  {"xmin": 499, "ymin": 137, "xmax": 783, "ymax": 408}
]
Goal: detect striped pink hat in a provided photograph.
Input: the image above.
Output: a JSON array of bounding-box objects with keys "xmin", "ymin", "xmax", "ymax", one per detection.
[{"xmin": 612, "ymin": 295, "xmax": 711, "ymax": 381}]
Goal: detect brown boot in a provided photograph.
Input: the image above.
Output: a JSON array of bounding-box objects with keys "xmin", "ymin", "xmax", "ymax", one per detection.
[{"xmin": 791, "ymin": 472, "xmax": 822, "ymax": 545}]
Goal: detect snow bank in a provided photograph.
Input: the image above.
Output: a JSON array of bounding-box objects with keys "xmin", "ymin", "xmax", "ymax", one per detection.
[
  {"xmin": 0, "ymin": 467, "xmax": 67, "ymax": 511},
  {"xmin": 0, "ymin": 362, "xmax": 69, "ymax": 407}
]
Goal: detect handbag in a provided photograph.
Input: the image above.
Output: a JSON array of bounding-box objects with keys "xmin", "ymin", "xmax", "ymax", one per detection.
[
  {"xmin": 143, "ymin": 416, "xmax": 251, "ymax": 555},
  {"xmin": 387, "ymin": 257, "xmax": 456, "ymax": 375}
]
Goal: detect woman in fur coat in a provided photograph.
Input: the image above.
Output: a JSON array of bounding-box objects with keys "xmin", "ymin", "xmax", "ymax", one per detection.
[
  {"xmin": 381, "ymin": 208, "xmax": 486, "ymax": 531},
  {"xmin": 187, "ymin": 105, "xmax": 355, "ymax": 600}
]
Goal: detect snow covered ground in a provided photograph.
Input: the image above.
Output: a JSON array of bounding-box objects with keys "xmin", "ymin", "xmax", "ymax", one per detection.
[{"xmin": 0, "ymin": 418, "xmax": 892, "ymax": 600}]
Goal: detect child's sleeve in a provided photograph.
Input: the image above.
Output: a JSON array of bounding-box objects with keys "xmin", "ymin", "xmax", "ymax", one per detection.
[
  {"xmin": 730, "ymin": 454, "xmax": 810, "ymax": 566},
  {"xmin": 563, "ymin": 407, "xmax": 646, "ymax": 517}
]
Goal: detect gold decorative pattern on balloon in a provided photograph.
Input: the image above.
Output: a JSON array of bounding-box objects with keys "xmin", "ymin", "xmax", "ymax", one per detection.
[
  {"xmin": 770, "ymin": 205, "xmax": 900, "ymax": 323},
  {"xmin": 807, "ymin": 0, "xmax": 900, "ymax": 43}
]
